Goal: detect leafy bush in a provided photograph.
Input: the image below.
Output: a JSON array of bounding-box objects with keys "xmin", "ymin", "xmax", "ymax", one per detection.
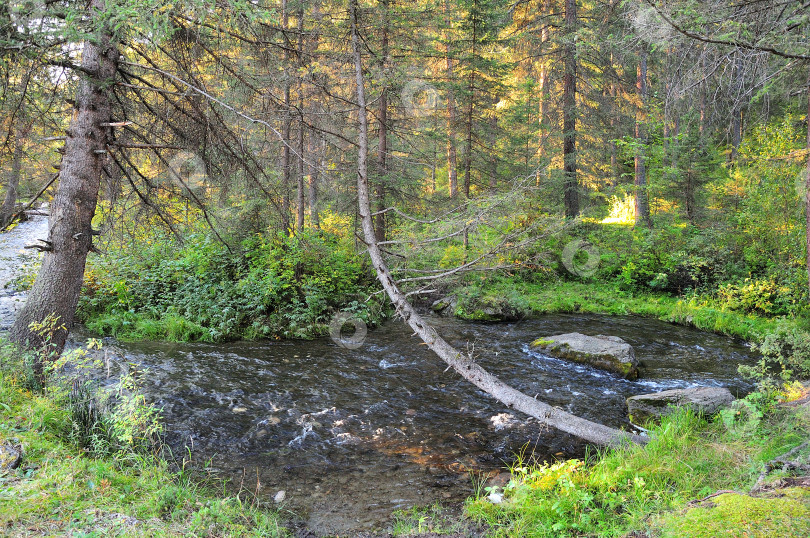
[
  {"xmin": 716, "ymin": 275, "xmax": 807, "ymax": 317},
  {"xmin": 748, "ymin": 323, "xmax": 810, "ymax": 381},
  {"xmin": 80, "ymin": 226, "xmax": 384, "ymax": 341}
]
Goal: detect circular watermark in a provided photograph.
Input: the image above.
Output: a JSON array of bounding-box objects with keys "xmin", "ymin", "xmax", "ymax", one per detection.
[
  {"xmin": 329, "ymin": 312, "xmax": 367, "ymax": 350},
  {"xmin": 561, "ymin": 240, "xmax": 600, "ymax": 278},
  {"xmin": 630, "ymin": 3, "xmax": 673, "ymax": 46},
  {"xmin": 167, "ymin": 151, "xmax": 207, "ymax": 193},
  {"xmin": 721, "ymin": 399, "xmax": 761, "ymax": 436},
  {"xmin": 795, "ymin": 168, "xmax": 809, "ymax": 207},
  {"xmin": 401, "ymin": 80, "xmax": 440, "ymax": 118},
  {"xmin": 8, "ymin": 0, "xmax": 47, "ymax": 31}
]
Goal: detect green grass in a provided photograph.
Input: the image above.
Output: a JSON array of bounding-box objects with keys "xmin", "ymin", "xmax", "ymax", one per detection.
[
  {"xmin": 0, "ymin": 345, "xmax": 287, "ymax": 537},
  {"xmin": 391, "ymin": 502, "xmax": 484, "ymax": 536},
  {"xmin": 466, "ymin": 405, "xmax": 810, "ymax": 537},
  {"xmin": 455, "ymin": 279, "xmax": 800, "ymax": 342},
  {"xmin": 84, "ymin": 311, "xmax": 211, "ymax": 343}
]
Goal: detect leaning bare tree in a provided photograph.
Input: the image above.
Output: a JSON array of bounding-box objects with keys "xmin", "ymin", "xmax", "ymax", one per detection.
[{"xmin": 350, "ymin": 0, "xmax": 644, "ymax": 447}]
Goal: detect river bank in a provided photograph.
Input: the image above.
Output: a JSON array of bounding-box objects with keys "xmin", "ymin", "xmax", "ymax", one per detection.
[
  {"xmin": 446, "ymin": 279, "xmax": 799, "ymax": 343},
  {"xmin": 0, "ymin": 342, "xmax": 287, "ymax": 537}
]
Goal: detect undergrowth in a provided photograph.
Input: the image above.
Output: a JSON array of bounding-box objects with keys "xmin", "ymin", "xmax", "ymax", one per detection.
[
  {"xmin": 78, "ymin": 215, "xmax": 386, "ymax": 343},
  {"xmin": 467, "ymin": 405, "xmax": 810, "ymax": 537}
]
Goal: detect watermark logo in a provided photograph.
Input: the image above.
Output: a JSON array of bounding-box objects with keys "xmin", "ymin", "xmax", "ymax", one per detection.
[
  {"xmin": 720, "ymin": 398, "xmax": 761, "ymax": 436},
  {"xmin": 401, "ymin": 80, "xmax": 440, "ymax": 118},
  {"xmin": 329, "ymin": 312, "xmax": 367, "ymax": 350},
  {"xmin": 561, "ymin": 239, "xmax": 600, "ymax": 278},
  {"xmin": 796, "ymin": 168, "xmax": 809, "ymax": 207},
  {"xmin": 167, "ymin": 151, "xmax": 207, "ymax": 193},
  {"xmin": 8, "ymin": 0, "xmax": 47, "ymax": 31},
  {"xmin": 630, "ymin": 3, "xmax": 673, "ymax": 46}
]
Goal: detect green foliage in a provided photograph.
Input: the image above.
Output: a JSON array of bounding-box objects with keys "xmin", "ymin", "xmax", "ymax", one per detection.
[
  {"xmin": 717, "ymin": 276, "xmax": 807, "ymax": 317},
  {"xmin": 739, "ymin": 322, "xmax": 810, "ymax": 397},
  {"xmin": 467, "ymin": 407, "xmax": 810, "ymax": 537},
  {"xmin": 80, "ymin": 226, "xmax": 384, "ymax": 342},
  {"xmin": 656, "ymin": 490, "xmax": 810, "ymax": 538},
  {"xmin": 455, "ymin": 278, "xmax": 531, "ymax": 321}
]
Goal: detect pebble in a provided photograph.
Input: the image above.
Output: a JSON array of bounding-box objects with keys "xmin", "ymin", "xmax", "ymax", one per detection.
[{"xmin": 273, "ymin": 490, "xmax": 286, "ymax": 503}]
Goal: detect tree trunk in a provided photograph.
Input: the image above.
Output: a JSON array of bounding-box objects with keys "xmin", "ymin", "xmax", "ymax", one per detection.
[
  {"xmin": 11, "ymin": 0, "xmax": 118, "ymax": 358},
  {"xmin": 634, "ymin": 47, "xmax": 651, "ymax": 227},
  {"xmin": 296, "ymin": 6, "xmax": 306, "ymax": 233},
  {"xmin": 537, "ymin": 0, "xmax": 550, "ymax": 185},
  {"xmin": 374, "ymin": 0, "xmax": 389, "ymax": 243},
  {"xmin": 730, "ymin": 53, "xmax": 743, "ymax": 164},
  {"xmin": 444, "ymin": 0, "xmax": 458, "ymax": 198},
  {"xmin": 562, "ymin": 0, "xmax": 579, "ymax": 218},
  {"xmin": 309, "ymin": 134, "xmax": 321, "ymax": 229},
  {"xmin": 280, "ymin": 0, "xmax": 292, "ymax": 233},
  {"xmin": 463, "ymin": 0, "xmax": 477, "ymax": 199},
  {"xmin": 350, "ymin": 0, "xmax": 644, "ymax": 448},
  {"xmin": 805, "ymin": 69, "xmax": 810, "ymax": 300},
  {"xmin": 609, "ymin": 77, "xmax": 619, "ymax": 188},
  {"xmin": 0, "ymin": 124, "xmax": 26, "ymax": 228}
]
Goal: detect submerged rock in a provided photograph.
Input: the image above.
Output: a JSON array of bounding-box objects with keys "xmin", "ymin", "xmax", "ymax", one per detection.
[
  {"xmin": 531, "ymin": 332, "xmax": 639, "ymax": 379},
  {"xmin": 627, "ymin": 386, "xmax": 735, "ymax": 425}
]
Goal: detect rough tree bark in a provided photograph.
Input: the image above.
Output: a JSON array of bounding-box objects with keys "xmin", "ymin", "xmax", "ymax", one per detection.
[
  {"xmin": 462, "ymin": 0, "xmax": 478, "ymax": 199},
  {"xmin": 350, "ymin": 0, "xmax": 644, "ymax": 447},
  {"xmin": 10, "ymin": 0, "xmax": 118, "ymax": 357},
  {"xmin": 562, "ymin": 0, "xmax": 579, "ymax": 218},
  {"xmin": 374, "ymin": 0, "xmax": 390, "ymax": 242},
  {"xmin": 538, "ymin": 0, "xmax": 551, "ymax": 184},
  {"xmin": 805, "ymin": 69, "xmax": 810, "ymax": 300},
  {"xmin": 634, "ymin": 47, "xmax": 651, "ymax": 227},
  {"xmin": 308, "ymin": 135, "xmax": 321, "ymax": 229},
  {"xmin": 280, "ymin": 0, "xmax": 292, "ymax": 233},
  {"xmin": 296, "ymin": 5, "xmax": 306, "ymax": 233},
  {"xmin": 444, "ymin": 0, "xmax": 458, "ymax": 198}
]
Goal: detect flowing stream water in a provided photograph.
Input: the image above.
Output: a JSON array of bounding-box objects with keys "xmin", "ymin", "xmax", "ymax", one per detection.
[{"xmin": 1, "ymin": 217, "xmax": 760, "ymax": 536}]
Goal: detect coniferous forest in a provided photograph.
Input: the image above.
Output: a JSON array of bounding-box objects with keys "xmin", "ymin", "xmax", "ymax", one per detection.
[{"xmin": 1, "ymin": 1, "xmax": 810, "ymax": 536}]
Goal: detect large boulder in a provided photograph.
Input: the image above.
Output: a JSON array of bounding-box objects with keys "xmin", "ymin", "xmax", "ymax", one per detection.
[
  {"xmin": 531, "ymin": 332, "xmax": 639, "ymax": 379},
  {"xmin": 627, "ymin": 386, "xmax": 735, "ymax": 425}
]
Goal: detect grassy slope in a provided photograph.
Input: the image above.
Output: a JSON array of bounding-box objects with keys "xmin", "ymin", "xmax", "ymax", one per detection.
[
  {"xmin": 0, "ymin": 370, "xmax": 286, "ymax": 537},
  {"xmin": 466, "ymin": 406, "xmax": 810, "ymax": 537}
]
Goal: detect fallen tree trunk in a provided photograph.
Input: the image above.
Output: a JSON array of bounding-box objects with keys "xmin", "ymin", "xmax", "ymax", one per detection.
[{"xmin": 350, "ymin": 1, "xmax": 645, "ymax": 447}]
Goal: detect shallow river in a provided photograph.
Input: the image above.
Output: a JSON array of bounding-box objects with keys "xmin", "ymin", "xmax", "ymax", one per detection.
[
  {"xmin": 1, "ymin": 217, "xmax": 759, "ymax": 535},
  {"xmin": 104, "ymin": 314, "xmax": 757, "ymax": 534}
]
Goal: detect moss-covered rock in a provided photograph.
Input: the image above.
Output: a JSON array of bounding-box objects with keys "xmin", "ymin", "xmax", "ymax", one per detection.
[
  {"xmin": 531, "ymin": 332, "xmax": 639, "ymax": 379},
  {"xmin": 0, "ymin": 442, "xmax": 21, "ymax": 472}
]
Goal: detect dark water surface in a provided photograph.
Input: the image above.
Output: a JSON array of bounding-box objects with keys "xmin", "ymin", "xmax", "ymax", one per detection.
[{"xmin": 99, "ymin": 314, "xmax": 757, "ymax": 535}]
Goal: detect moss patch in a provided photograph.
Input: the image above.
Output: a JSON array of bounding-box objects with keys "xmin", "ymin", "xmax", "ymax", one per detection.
[{"xmin": 656, "ymin": 490, "xmax": 810, "ymax": 537}]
